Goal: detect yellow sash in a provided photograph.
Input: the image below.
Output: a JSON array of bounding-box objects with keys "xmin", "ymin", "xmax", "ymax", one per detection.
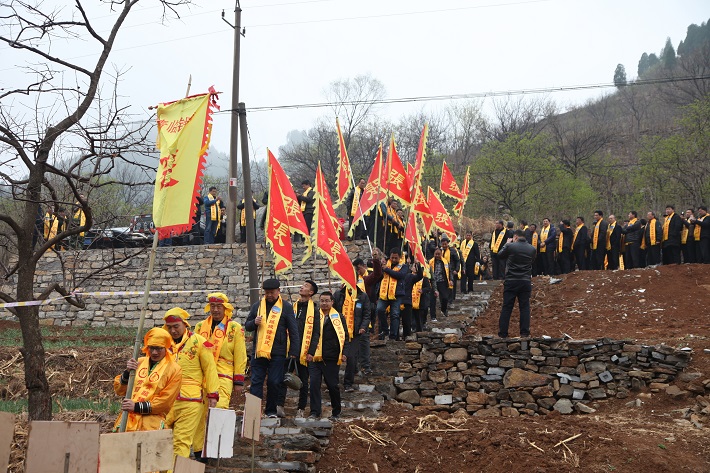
[
  {"xmin": 540, "ymin": 226, "xmax": 549, "ymax": 253},
  {"xmin": 649, "ymin": 218, "xmax": 657, "ymax": 246},
  {"xmin": 606, "ymin": 223, "xmax": 615, "ymax": 251},
  {"xmin": 341, "ymin": 290, "xmax": 356, "ymax": 338},
  {"xmin": 297, "ymin": 300, "xmax": 316, "ymax": 366},
  {"xmin": 314, "ymin": 308, "xmax": 346, "ymax": 365},
  {"xmin": 571, "ymin": 224, "xmax": 583, "ymax": 249},
  {"xmin": 491, "ymin": 230, "xmax": 505, "ymax": 253},
  {"xmin": 429, "ymin": 257, "xmax": 450, "ymax": 285},
  {"xmin": 592, "ymin": 220, "xmax": 601, "ymax": 250},
  {"xmin": 118, "ymin": 356, "xmax": 171, "ymax": 432},
  {"xmin": 208, "ymin": 193, "xmax": 218, "ymax": 221},
  {"xmin": 412, "ymin": 280, "xmax": 423, "ymax": 309},
  {"xmin": 300, "ymin": 187, "xmax": 312, "ymax": 212},
  {"xmin": 255, "ymin": 296, "xmax": 284, "ymax": 359},
  {"xmin": 681, "ymin": 223, "xmax": 689, "ymax": 244},
  {"xmin": 379, "ymin": 261, "xmax": 402, "ymax": 300},
  {"xmin": 531, "ymin": 232, "xmax": 538, "ymax": 248},
  {"xmin": 557, "ymin": 228, "xmax": 565, "ymax": 253},
  {"xmin": 350, "ymin": 187, "xmax": 361, "ymax": 217},
  {"xmin": 461, "ymin": 239, "xmax": 474, "ymax": 261},
  {"xmin": 695, "ymin": 215, "xmax": 706, "ymax": 240},
  {"xmin": 197, "ymin": 316, "xmax": 229, "ymax": 362},
  {"xmin": 663, "ymin": 213, "xmax": 674, "ymax": 241}
]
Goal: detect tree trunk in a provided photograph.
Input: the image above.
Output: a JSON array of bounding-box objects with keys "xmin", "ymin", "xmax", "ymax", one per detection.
[{"xmin": 17, "ymin": 280, "xmax": 52, "ymax": 420}]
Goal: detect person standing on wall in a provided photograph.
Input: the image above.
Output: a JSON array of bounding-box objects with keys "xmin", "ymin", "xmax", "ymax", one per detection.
[{"xmin": 497, "ymin": 230, "xmax": 537, "ymax": 338}]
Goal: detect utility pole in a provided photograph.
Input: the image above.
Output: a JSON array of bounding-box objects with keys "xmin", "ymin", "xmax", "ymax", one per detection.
[
  {"xmin": 222, "ymin": 1, "xmax": 244, "ymax": 244},
  {"xmin": 239, "ymin": 103, "xmax": 260, "ymax": 305}
]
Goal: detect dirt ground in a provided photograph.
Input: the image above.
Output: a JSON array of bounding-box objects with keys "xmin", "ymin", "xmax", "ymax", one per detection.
[{"xmin": 318, "ymin": 264, "xmax": 710, "ymax": 473}]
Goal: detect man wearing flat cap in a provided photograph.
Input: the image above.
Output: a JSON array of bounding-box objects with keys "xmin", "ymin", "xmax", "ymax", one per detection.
[
  {"xmin": 245, "ymin": 278, "xmax": 300, "ymax": 418},
  {"xmin": 113, "ymin": 327, "xmax": 182, "ymax": 432},
  {"xmin": 162, "ymin": 308, "xmax": 220, "ymax": 462},
  {"xmin": 277, "ymin": 279, "xmax": 319, "ymax": 418},
  {"xmin": 193, "ymin": 292, "xmax": 247, "ymax": 459}
]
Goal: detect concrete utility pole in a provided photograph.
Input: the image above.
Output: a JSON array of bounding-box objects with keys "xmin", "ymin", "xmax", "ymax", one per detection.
[
  {"xmin": 223, "ymin": 2, "xmax": 244, "ymax": 244},
  {"xmin": 238, "ymin": 103, "xmax": 260, "ymax": 306}
]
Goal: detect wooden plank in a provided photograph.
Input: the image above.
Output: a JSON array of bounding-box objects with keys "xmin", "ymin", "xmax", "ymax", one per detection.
[
  {"xmin": 99, "ymin": 429, "xmax": 173, "ymax": 473},
  {"xmin": 0, "ymin": 412, "xmax": 14, "ymax": 472},
  {"xmin": 241, "ymin": 393, "xmax": 261, "ymax": 441},
  {"xmin": 173, "ymin": 456, "xmax": 205, "ymax": 473},
  {"xmin": 25, "ymin": 421, "xmax": 100, "ymax": 473},
  {"xmin": 204, "ymin": 408, "xmax": 236, "ymax": 459}
]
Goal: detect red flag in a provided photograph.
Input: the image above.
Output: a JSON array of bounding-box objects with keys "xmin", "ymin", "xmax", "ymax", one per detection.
[
  {"xmin": 428, "ymin": 187, "xmax": 456, "ymax": 240},
  {"xmin": 384, "ymin": 135, "xmax": 411, "ymax": 205},
  {"xmin": 406, "ymin": 162, "xmax": 415, "ymax": 184},
  {"xmin": 405, "ymin": 211, "xmax": 428, "ymax": 273},
  {"xmin": 412, "ymin": 184, "xmax": 433, "ymax": 235},
  {"xmin": 349, "ymin": 143, "xmax": 386, "ymax": 236},
  {"xmin": 453, "ymin": 166, "xmax": 470, "ymax": 217},
  {"xmin": 265, "ymin": 164, "xmax": 294, "ymax": 275},
  {"xmin": 314, "ymin": 197, "xmax": 358, "ymax": 292},
  {"xmin": 333, "ymin": 118, "xmax": 353, "ymax": 209},
  {"xmin": 315, "ymin": 162, "xmax": 342, "ymax": 234},
  {"xmin": 440, "ymin": 161, "xmax": 463, "ymax": 200},
  {"xmin": 267, "ymin": 149, "xmax": 310, "ymax": 239},
  {"xmin": 411, "ymin": 123, "xmax": 428, "ymax": 191}
]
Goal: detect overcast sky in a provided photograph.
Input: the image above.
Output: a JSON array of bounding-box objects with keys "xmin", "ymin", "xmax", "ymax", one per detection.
[{"xmin": 3, "ymin": 0, "xmax": 708, "ymax": 167}]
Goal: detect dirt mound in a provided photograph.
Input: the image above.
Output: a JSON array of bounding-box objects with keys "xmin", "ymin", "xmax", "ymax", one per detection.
[{"xmin": 318, "ymin": 402, "xmax": 710, "ymax": 473}]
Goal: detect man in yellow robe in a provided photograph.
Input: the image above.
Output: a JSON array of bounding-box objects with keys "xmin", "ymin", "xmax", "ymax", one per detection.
[
  {"xmin": 113, "ymin": 327, "xmax": 182, "ymax": 432},
  {"xmin": 193, "ymin": 292, "xmax": 247, "ymax": 461},
  {"xmin": 163, "ymin": 308, "xmax": 220, "ymax": 461}
]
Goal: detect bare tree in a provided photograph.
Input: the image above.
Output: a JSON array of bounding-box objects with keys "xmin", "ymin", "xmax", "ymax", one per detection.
[
  {"xmin": 484, "ymin": 96, "xmax": 555, "ymax": 142},
  {"xmin": 0, "ymin": 0, "xmax": 190, "ymax": 420},
  {"xmin": 324, "ymin": 74, "xmax": 386, "ymax": 146},
  {"xmin": 444, "ymin": 100, "xmax": 487, "ymax": 167}
]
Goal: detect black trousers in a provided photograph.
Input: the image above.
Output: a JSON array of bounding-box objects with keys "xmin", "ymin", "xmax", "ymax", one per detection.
[
  {"xmin": 573, "ymin": 247, "xmax": 587, "ymax": 270},
  {"xmin": 663, "ymin": 245, "xmax": 681, "ymax": 265},
  {"xmin": 450, "ymin": 274, "xmax": 458, "ymax": 300},
  {"xmin": 699, "ymin": 239, "xmax": 710, "ymax": 263},
  {"xmin": 646, "ymin": 245, "xmax": 661, "ymax": 265},
  {"xmin": 491, "ymin": 254, "xmax": 504, "ymax": 280},
  {"xmin": 591, "ymin": 248, "xmax": 606, "ymax": 270},
  {"xmin": 558, "ymin": 248, "xmax": 571, "ymax": 274},
  {"xmin": 498, "ymin": 279, "xmax": 532, "ymax": 338},
  {"xmin": 344, "ymin": 335, "xmax": 361, "ymax": 387},
  {"xmin": 308, "ymin": 360, "xmax": 341, "ymax": 417},
  {"xmin": 608, "ymin": 246, "xmax": 620, "ymax": 270},
  {"xmin": 461, "ymin": 264, "xmax": 475, "ymax": 293},
  {"xmin": 413, "ymin": 307, "xmax": 427, "ymax": 332},
  {"xmin": 401, "ymin": 303, "xmax": 413, "ymax": 338},
  {"xmin": 540, "ymin": 250, "xmax": 555, "ymax": 275},
  {"xmin": 682, "ymin": 241, "xmax": 696, "ymax": 264},
  {"xmin": 277, "ymin": 359, "xmax": 310, "ymax": 410},
  {"xmin": 625, "ymin": 242, "xmax": 641, "ymax": 269},
  {"xmin": 436, "ymin": 281, "xmax": 450, "ymax": 315}
]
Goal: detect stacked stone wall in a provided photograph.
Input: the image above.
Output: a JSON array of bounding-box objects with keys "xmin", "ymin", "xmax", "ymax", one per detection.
[
  {"xmin": 395, "ymin": 334, "xmax": 691, "ymax": 416},
  {"xmin": 0, "ymin": 241, "xmax": 372, "ymax": 326}
]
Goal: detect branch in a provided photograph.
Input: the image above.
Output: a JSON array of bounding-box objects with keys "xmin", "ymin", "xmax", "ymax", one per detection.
[
  {"xmin": 0, "ymin": 291, "xmax": 18, "ymax": 317},
  {"xmin": 37, "ymin": 282, "xmax": 85, "ymax": 309},
  {"xmin": 74, "ymin": 0, "xmax": 106, "ymax": 46},
  {"xmin": 0, "ymin": 36, "xmax": 92, "ymax": 76}
]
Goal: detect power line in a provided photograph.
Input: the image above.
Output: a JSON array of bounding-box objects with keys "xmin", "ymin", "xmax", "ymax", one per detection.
[{"xmin": 204, "ymin": 74, "xmax": 710, "ymax": 113}]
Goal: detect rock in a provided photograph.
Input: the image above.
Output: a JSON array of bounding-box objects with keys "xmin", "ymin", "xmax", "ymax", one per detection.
[
  {"xmin": 572, "ymin": 389, "xmax": 586, "ymax": 400},
  {"xmin": 532, "ymin": 386, "xmax": 554, "ymax": 398},
  {"xmin": 587, "ymin": 388, "xmax": 607, "ymax": 400},
  {"xmin": 428, "ymin": 370, "xmax": 447, "ymax": 383},
  {"xmin": 557, "ymin": 385, "xmax": 575, "ymax": 398},
  {"xmin": 666, "ymin": 385, "xmax": 688, "ymax": 399},
  {"xmin": 503, "ymin": 368, "xmax": 551, "ymax": 388},
  {"xmin": 625, "ymin": 398, "xmax": 643, "ymax": 407},
  {"xmin": 553, "ymin": 398, "xmax": 574, "ymax": 414},
  {"xmin": 575, "ymin": 402, "xmax": 596, "ymax": 414},
  {"xmin": 475, "ymin": 407, "xmax": 501, "ymax": 417},
  {"xmin": 649, "ymin": 382, "xmax": 670, "ymax": 391},
  {"xmin": 467, "ymin": 392, "xmax": 489, "ymax": 405},
  {"xmin": 487, "ymin": 367, "xmax": 506, "ymax": 376},
  {"xmin": 686, "ymin": 381, "xmax": 706, "ymax": 394},
  {"xmin": 435, "ymin": 394, "xmax": 453, "ymax": 405},
  {"xmin": 537, "ymin": 398, "xmax": 556, "ymax": 410},
  {"xmin": 444, "ymin": 348, "xmax": 468, "ymax": 362},
  {"xmin": 598, "ymin": 371, "xmax": 613, "ymax": 383},
  {"xmin": 510, "ymin": 391, "xmax": 535, "ymax": 404},
  {"xmin": 443, "ymin": 333, "xmax": 459, "ymax": 344},
  {"xmin": 501, "ymin": 407, "xmax": 519, "ymax": 417},
  {"xmin": 397, "ymin": 390, "xmax": 421, "ymax": 405}
]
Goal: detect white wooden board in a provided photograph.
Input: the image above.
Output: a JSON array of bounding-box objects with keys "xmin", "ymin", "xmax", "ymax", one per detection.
[
  {"xmin": 0, "ymin": 412, "xmax": 14, "ymax": 473},
  {"xmin": 241, "ymin": 393, "xmax": 261, "ymax": 442},
  {"xmin": 173, "ymin": 456, "xmax": 205, "ymax": 473},
  {"xmin": 25, "ymin": 421, "xmax": 100, "ymax": 473},
  {"xmin": 99, "ymin": 429, "xmax": 173, "ymax": 473},
  {"xmin": 203, "ymin": 408, "xmax": 236, "ymax": 459}
]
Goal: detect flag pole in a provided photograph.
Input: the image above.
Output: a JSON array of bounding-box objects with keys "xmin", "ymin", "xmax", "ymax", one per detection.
[
  {"xmin": 383, "ymin": 136, "xmax": 394, "ymax": 254},
  {"xmin": 373, "ymin": 143, "xmax": 382, "ymax": 253}
]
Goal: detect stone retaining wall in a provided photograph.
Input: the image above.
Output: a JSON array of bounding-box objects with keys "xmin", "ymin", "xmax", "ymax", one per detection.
[
  {"xmin": 0, "ymin": 241, "xmax": 372, "ymax": 326},
  {"xmin": 395, "ymin": 334, "xmax": 692, "ymax": 416}
]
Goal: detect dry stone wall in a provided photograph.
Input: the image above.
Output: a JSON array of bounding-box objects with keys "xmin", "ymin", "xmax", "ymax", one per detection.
[
  {"xmin": 0, "ymin": 241, "xmax": 373, "ymax": 326},
  {"xmin": 395, "ymin": 333, "xmax": 692, "ymax": 416}
]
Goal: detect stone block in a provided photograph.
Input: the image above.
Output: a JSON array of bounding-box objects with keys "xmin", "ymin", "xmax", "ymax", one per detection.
[
  {"xmin": 587, "ymin": 388, "xmax": 607, "ymax": 399},
  {"xmin": 501, "ymin": 407, "xmax": 519, "ymax": 417},
  {"xmin": 444, "ymin": 348, "xmax": 468, "ymax": 362},
  {"xmin": 428, "ymin": 370, "xmax": 447, "ymax": 383},
  {"xmin": 435, "ymin": 394, "xmax": 453, "ymax": 405},
  {"xmin": 474, "ymin": 407, "xmax": 501, "ymax": 417},
  {"xmin": 487, "ymin": 367, "xmax": 506, "ymax": 376},
  {"xmin": 503, "ymin": 368, "xmax": 551, "ymax": 388},
  {"xmin": 553, "ymin": 398, "xmax": 574, "ymax": 414},
  {"xmin": 557, "ymin": 385, "xmax": 575, "ymax": 398},
  {"xmin": 510, "ymin": 391, "xmax": 534, "ymax": 404},
  {"xmin": 397, "ymin": 390, "xmax": 421, "ymax": 405},
  {"xmin": 572, "ymin": 389, "xmax": 586, "ymax": 400},
  {"xmin": 467, "ymin": 392, "xmax": 489, "ymax": 405},
  {"xmin": 532, "ymin": 386, "xmax": 554, "ymax": 398}
]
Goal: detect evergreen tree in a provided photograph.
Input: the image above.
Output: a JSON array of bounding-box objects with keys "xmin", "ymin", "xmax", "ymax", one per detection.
[
  {"xmin": 660, "ymin": 37, "xmax": 677, "ymax": 69},
  {"xmin": 638, "ymin": 52, "xmax": 650, "ymax": 77},
  {"xmin": 614, "ymin": 64, "xmax": 627, "ymax": 87}
]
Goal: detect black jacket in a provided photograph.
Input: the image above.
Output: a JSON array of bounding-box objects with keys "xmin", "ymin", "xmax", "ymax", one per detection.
[
  {"xmin": 441, "ymin": 247, "xmax": 460, "ymax": 273},
  {"xmin": 497, "ymin": 238, "xmax": 537, "ymax": 280},
  {"xmin": 381, "ymin": 262, "xmax": 410, "ymax": 298},
  {"xmin": 316, "ymin": 311, "xmax": 350, "ymax": 361},
  {"xmin": 694, "ymin": 215, "xmax": 710, "ymax": 240},
  {"xmin": 333, "ymin": 289, "xmax": 371, "ymax": 335},
  {"xmin": 401, "ymin": 266, "xmax": 424, "ymax": 305},
  {"xmin": 662, "ymin": 213, "xmax": 683, "ymax": 247},
  {"xmin": 558, "ymin": 225, "xmax": 573, "ymax": 250},
  {"xmin": 591, "ymin": 219, "xmax": 608, "ymax": 251},
  {"xmin": 460, "ymin": 239, "xmax": 481, "ymax": 267},
  {"xmin": 644, "ymin": 218, "xmax": 663, "ymax": 246},
  {"xmin": 425, "ymin": 239, "xmax": 438, "ymax": 260},
  {"xmin": 296, "ymin": 187, "xmax": 316, "ymax": 215},
  {"xmin": 572, "ymin": 225, "xmax": 589, "ymax": 252},
  {"xmin": 245, "ymin": 298, "xmax": 300, "ymax": 358},
  {"xmin": 608, "ymin": 223, "xmax": 622, "ymax": 250},
  {"xmin": 622, "ymin": 219, "xmax": 643, "ymax": 244}
]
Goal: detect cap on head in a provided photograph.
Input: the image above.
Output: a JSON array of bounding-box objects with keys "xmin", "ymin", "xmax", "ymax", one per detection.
[
  {"xmin": 163, "ymin": 307, "xmax": 190, "ymax": 326},
  {"xmin": 142, "ymin": 327, "xmax": 174, "ymax": 359},
  {"xmin": 262, "ymin": 278, "xmax": 280, "ymax": 290},
  {"xmin": 204, "ymin": 291, "xmax": 235, "ymax": 315}
]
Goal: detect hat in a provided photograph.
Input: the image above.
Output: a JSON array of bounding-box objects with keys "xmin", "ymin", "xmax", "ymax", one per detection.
[
  {"xmin": 142, "ymin": 327, "xmax": 174, "ymax": 361},
  {"xmin": 163, "ymin": 307, "xmax": 191, "ymax": 327},
  {"xmin": 204, "ymin": 292, "xmax": 235, "ymax": 317},
  {"xmin": 305, "ymin": 280, "xmax": 318, "ymax": 294},
  {"xmin": 440, "ymin": 235, "xmax": 450, "ymax": 242},
  {"xmin": 262, "ymin": 278, "xmax": 280, "ymax": 290}
]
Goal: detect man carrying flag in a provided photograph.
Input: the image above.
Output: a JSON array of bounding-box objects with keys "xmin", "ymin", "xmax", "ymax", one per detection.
[
  {"xmin": 376, "ymin": 248, "xmax": 409, "ymax": 340},
  {"xmin": 204, "ymin": 187, "xmax": 223, "ymax": 245}
]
